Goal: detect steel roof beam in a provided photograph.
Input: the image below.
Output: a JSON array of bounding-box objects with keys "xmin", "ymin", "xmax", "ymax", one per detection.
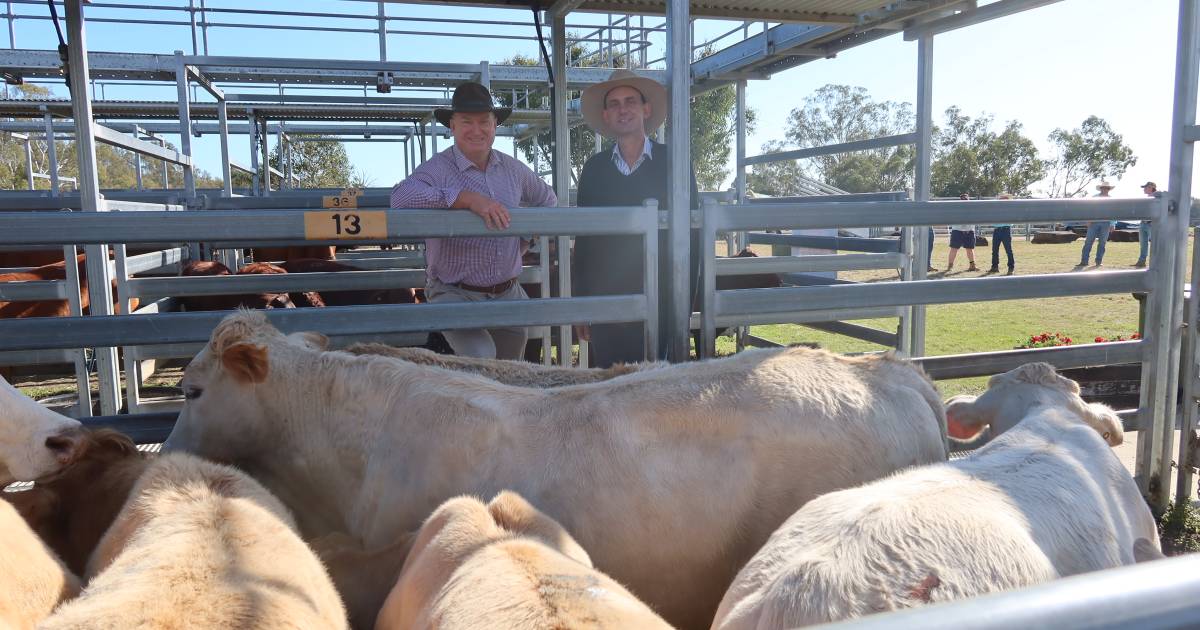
[{"xmin": 904, "ymin": 0, "xmax": 1065, "ymax": 41}]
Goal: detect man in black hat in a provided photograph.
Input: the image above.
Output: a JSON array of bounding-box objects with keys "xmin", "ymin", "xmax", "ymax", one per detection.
[{"xmin": 392, "ymin": 82, "xmax": 557, "ymax": 359}]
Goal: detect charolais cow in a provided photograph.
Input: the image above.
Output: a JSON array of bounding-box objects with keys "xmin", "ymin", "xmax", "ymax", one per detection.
[
  {"xmin": 41, "ymin": 452, "xmax": 348, "ymax": 629},
  {"xmin": 344, "ymin": 342, "xmax": 659, "ymax": 387},
  {"xmin": 0, "ymin": 499, "xmax": 80, "ymax": 629},
  {"xmin": 375, "ymin": 491, "xmax": 672, "ymax": 630},
  {"xmin": 3, "ymin": 429, "xmax": 148, "ymax": 576},
  {"xmin": 0, "ymin": 375, "xmax": 84, "ymax": 486},
  {"xmin": 711, "ymin": 362, "xmax": 1158, "ymax": 630},
  {"xmin": 163, "ymin": 310, "xmax": 947, "ymax": 630}
]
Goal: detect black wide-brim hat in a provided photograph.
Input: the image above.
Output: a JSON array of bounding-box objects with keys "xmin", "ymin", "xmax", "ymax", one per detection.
[{"xmin": 434, "ymin": 82, "xmax": 512, "ymax": 127}]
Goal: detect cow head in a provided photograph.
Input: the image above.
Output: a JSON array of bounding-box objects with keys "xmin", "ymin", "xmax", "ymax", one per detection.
[
  {"xmin": 164, "ymin": 310, "xmax": 298, "ymax": 462},
  {"xmin": 944, "ymin": 362, "xmax": 1122, "ymax": 447},
  {"xmin": 0, "ymin": 376, "xmax": 85, "ymax": 485}
]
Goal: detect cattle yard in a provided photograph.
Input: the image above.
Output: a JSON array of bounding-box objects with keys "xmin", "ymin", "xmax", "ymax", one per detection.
[{"xmin": 1, "ymin": 0, "xmax": 1200, "ymax": 627}]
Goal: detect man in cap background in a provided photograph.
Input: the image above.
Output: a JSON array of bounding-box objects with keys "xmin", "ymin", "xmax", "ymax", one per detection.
[
  {"xmin": 1078, "ymin": 180, "xmax": 1116, "ymax": 268},
  {"xmin": 1136, "ymin": 181, "xmax": 1157, "ymax": 268},
  {"xmin": 392, "ymin": 82, "xmax": 557, "ymax": 359},
  {"xmin": 572, "ymin": 69, "xmax": 699, "ymax": 366}
]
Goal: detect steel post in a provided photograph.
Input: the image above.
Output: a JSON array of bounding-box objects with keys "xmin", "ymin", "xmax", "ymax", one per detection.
[
  {"xmin": 218, "ymin": 97, "xmax": 231, "ymax": 196},
  {"xmin": 552, "ymin": 15, "xmax": 573, "ymax": 365},
  {"xmin": 377, "ymin": 0, "xmax": 387, "ymax": 61},
  {"xmin": 61, "ymin": 244, "xmax": 90, "ymax": 416},
  {"xmin": 665, "ymin": 0, "xmax": 691, "ymax": 361},
  {"xmin": 65, "ymin": 0, "xmax": 121, "ymax": 415},
  {"xmin": 43, "ymin": 111, "xmax": 59, "ymax": 196},
  {"xmin": 1163, "ymin": 0, "xmax": 1200, "ymax": 509},
  {"xmin": 642, "ymin": 199, "xmax": 660, "ymax": 361},
  {"xmin": 700, "ymin": 198, "xmax": 717, "ymax": 358},
  {"xmin": 734, "ymin": 78, "xmax": 747, "ymax": 251},
  {"xmin": 249, "ymin": 109, "xmax": 260, "ymax": 195},
  {"xmin": 260, "ymin": 116, "xmax": 271, "ymax": 195},
  {"xmin": 22, "ymin": 135, "xmax": 32, "ymax": 189},
  {"xmin": 173, "ymin": 52, "xmax": 195, "ymax": 200},
  {"xmin": 188, "ymin": 0, "xmax": 198, "ymax": 55},
  {"xmin": 909, "ymin": 35, "xmax": 934, "ymax": 357}
]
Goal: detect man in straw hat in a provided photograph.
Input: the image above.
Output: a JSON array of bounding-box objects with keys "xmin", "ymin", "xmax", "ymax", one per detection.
[
  {"xmin": 572, "ymin": 68, "xmax": 698, "ymax": 365},
  {"xmin": 392, "ymin": 82, "xmax": 557, "ymax": 359},
  {"xmin": 1077, "ymin": 180, "xmax": 1115, "ymax": 268}
]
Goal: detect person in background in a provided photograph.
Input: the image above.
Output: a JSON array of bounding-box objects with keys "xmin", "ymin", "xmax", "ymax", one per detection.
[
  {"xmin": 1078, "ymin": 181, "xmax": 1115, "ymax": 268},
  {"xmin": 926, "ymin": 227, "xmax": 937, "ymax": 272},
  {"xmin": 988, "ymin": 193, "xmax": 1015, "ymax": 275},
  {"xmin": 946, "ymin": 192, "xmax": 978, "ymax": 272},
  {"xmin": 1135, "ymin": 181, "xmax": 1156, "ymax": 268},
  {"xmin": 391, "ymin": 82, "xmax": 557, "ymax": 359}
]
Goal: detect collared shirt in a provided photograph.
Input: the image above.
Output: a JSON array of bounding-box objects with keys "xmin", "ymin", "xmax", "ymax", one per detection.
[
  {"xmin": 611, "ymin": 136, "xmax": 654, "ymax": 176},
  {"xmin": 391, "ymin": 145, "xmax": 557, "ymax": 286},
  {"xmin": 951, "ymin": 224, "xmax": 975, "ymax": 232}
]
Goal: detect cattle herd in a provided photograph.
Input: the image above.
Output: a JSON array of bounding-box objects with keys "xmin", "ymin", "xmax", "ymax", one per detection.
[{"xmin": 0, "ymin": 308, "xmax": 1168, "ymax": 629}]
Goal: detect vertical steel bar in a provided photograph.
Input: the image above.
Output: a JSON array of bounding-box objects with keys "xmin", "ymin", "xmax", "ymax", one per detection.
[
  {"xmin": 260, "ymin": 117, "xmax": 271, "ymax": 196},
  {"xmin": 643, "ymin": 199, "xmax": 660, "ymax": 361},
  {"xmin": 1139, "ymin": 199, "xmax": 1177, "ymax": 507},
  {"xmin": 552, "ymin": 15, "xmax": 573, "ymax": 365},
  {"xmin": 249, "ymin": 110, "xmax": 260, "ymax": 195},
  {"xmin": 62, "ymin": 244, "xmax": 90, "ymax": 416},
  {"xmin": 188, "ymin": 0, "xmax": 198, "ymax": 55},
  {"xmin": 377, "ymin": 0, "xmax": 387, "ymax": 61},
  {"xmin": 65, "ymin": 0, "xmax": 121, "ymax": 415},
  {"xmin": 199, "ymin": 0, "xmax": 208, "ymax": 55},
  {"xmin": 404, "ymin": 136, "xmax": 411, "ymax": 176},
  {"xmin": 6, "ymin": 0, "xmax": 13, "ymax": 49},
  {"xmin": 22, "ymin": 135, "xmax": 32, "ymax": 189},
  {"xmin": 174, "ymin": 52, "xmax": 195, "ymax": 199},
  {"xmin": 218, "ymin": 97, "xmax": 231, "ymax": 196},
  {"xmin": 700, "ymin": 198, "xmax": 717, "ymax": 358},
  {"xmin": 1180, "ymin": 220, "xmax": 1200, "ymax": 502},
  {"xmin": 909, "ymin": 34, "xmax": 934, "ymax": 358},
  {"xmin": 43, "ymin": 112, "xmax": 59, "ymax": 196},
  {"xmin": 113, "ymin": 243, "xmax": 140, "ymax": 413},
  {"xmin": 539, "ymin": 235, "xmax": 552, "ymax": 366},
  {"xmin": 734, "ymin": 78, "xmax": 747, "ymax": 251},
  {"xmin": 1157, "ymin": 0, "xmax": 1200, "ymax": 510},
  {"xmin": 665, "ymin": 0, "xmax": 691, "ymax": 361}
]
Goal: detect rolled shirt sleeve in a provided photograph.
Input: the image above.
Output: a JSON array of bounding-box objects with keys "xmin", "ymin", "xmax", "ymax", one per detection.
[{"xmin": 390, "ymin": 162, "xmax": 462, "ymax": 209}]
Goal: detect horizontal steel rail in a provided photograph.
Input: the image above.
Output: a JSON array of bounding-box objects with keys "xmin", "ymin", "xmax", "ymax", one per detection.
[
  {"xmin": 0, "ymin": 207, "xmax": 655, "ymax": 245},
  {"xmin": 715, "ymin": 253, "xmax": 904, "ymax": 275},
  {"xmin": 717, "ymin": 271, "xmax": 1151, "ymax": 316},
  {"xmin": 93, "ymin": 124, "xmax": 191, "ymax": 166},
  {"xmin": 744, "ymin": 191, "xmax": 909, "ymax": 204},
  {"xmin": 915, "ymin": 340, "xmax": 1143, "ymax": 380},
  {"xmin": 696, "ymin": 305, "xmax": 905, "ymax": 329},
  {"xmin": 814, "ymin": 552, "xmax": 1200, "ymax": 629},
  {"xmin": 0, "ymin": 348, "xmax": 77, "ymax": 367},
  {"xmin": 718, "ymin": 198, "xmax": 1158, "ymax": 232},
  {"xmin": 81, "ymin": 412, "xmax": 178, "ymax": 445},
  {"xmin": 126, "ymin": 265, "xmax": 542, "ymax": 298},
  {"xmin": 0, "ymin": 280, "xmax": 68, "ymax": 301},
  {"xmin": 748, "ymin": 233, "xmax": 901, "ymax": 253},
  {"xmin": 0, "ymin": 296, "xmax": 645, "ymax": 352},
  {"xmin": 742, "ymin": 133, "xmax": 918, "ymax": 167},
  {"xmin": 803, "ymin": 320, "xmax": 898, "ymax": 347},
  {"xmin": 124, "ymin": 248, "xmax": 187, "ymax": 276},
  {"xmin": 103, "ymin": 200, "xmax": 187, "ymax": 212},
  {"xmin": 126, "ymin": 331, "xmax": 432, "ymax": 361}
]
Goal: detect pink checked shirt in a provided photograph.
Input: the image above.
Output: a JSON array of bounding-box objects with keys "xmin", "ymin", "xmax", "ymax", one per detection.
[{"xmin": 391, "ymin": 145, "xmax": 557, "ymax": 286}]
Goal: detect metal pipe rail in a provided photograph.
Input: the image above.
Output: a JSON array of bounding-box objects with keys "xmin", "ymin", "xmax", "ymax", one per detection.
[
  {"xmin": 0, "ymin": 280, "xmax": 68, "ymax": 301},
  {"xmin": 747, "ymin": 233, "xmax": 901, "ymax": 254},
  {"xmin": 0, "ymin": 297, "xmax": 646, "ymax": 352},
  {"xmin": 715, "ymin": 253, "xmax": 904, "ymax": 275},
  {"xmin": 915, "ymin": 340, "xmax": 1144, "ymax": 381},
  {"xmin": 813, "ymin": 552, "xmax": 1200, "ymax": 630},
  {"xmin": 0, "ymin": 206, "xmax": 654, "ymax": 244}
]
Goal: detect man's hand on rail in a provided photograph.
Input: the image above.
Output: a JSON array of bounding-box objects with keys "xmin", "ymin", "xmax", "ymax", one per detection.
[{"xmin": 457, "ymin": 190, "xmax": 511, "ymax": 230}]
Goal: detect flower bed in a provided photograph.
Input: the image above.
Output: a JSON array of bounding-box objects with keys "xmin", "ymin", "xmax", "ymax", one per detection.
[{"xmin": 1016, "ymin": 332, "xmax": 1143, "ymax": 409}]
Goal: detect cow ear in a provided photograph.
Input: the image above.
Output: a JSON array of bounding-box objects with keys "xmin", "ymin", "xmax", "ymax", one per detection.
[
  {"xmin": 945, "ymin": 397, "xmax": 985, "ymax": 440},
  {"xmin": 221, "ymin": 343, "xmax": 268, "ymax": 384}
]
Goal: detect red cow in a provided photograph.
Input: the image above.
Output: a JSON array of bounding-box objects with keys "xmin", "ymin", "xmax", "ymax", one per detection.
[
  {"xmin": 279, "ymin": 258, "xmax": 417, "ymax": 306},
  {"xmin": 0, "ymin": 255, "xmax": 138, "ymax": 319},
  {"xmin": 178, "ymin": 260, "xmax": 302, "ymax": 311}
]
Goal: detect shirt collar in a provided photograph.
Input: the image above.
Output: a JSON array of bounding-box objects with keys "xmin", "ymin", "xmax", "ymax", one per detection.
[
  {"xmin": 611, "ymin": 136, "xmax": 654, "ymax": 165},
  {"xmin": 451, "ymin": 145, "xmax": 500, "ymax": 172}
]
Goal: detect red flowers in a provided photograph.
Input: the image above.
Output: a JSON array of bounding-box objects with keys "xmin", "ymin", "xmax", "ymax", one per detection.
[{"xmin": 1020, "ymin": 331, "xmax": 1140, "ymax": 349}]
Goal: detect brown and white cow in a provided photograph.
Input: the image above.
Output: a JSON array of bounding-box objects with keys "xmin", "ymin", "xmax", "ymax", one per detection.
[
  {"xmin": 163, "ymin": 311, "xmax": 947, "ymax": 630},
  {"xmin": 375, "ymin": 491, "xmax": 671, "ymax": 630},
  {"xmin": 3, "ymin": 429, "xmax": 148, "ymax": 576},
  {"xmin": 41, "ymin": 452, "xmax": 348, "ymax": 629},
  {"xmin": 0, "ymin": 499, "xmax": 80, "ymax": 629}
]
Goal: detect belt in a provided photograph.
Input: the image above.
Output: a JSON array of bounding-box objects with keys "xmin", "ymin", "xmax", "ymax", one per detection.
[{"xmin": 451, "ymin": 277, "xmax": 517, "ymax": 295}]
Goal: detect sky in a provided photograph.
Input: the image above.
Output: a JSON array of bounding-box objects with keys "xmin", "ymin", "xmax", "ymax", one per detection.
[{"xmin": 6, "ymin": 0, "xmax": 1184, "ymax": 197}]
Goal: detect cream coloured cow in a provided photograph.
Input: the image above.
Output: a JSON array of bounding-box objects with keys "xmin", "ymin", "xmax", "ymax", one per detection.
[
  {"xmin": 344, "ymin": 342, "xmax": 660, "ymax": 387},
  {"xmin": 41, "ymin": 452, "xmax": 348, "ymax": 629},
  {"xmin": 0, "ymin": 374, "xmax": 85, "ymax": 485},
  {"xmin": 0, "ymin": 499, "xmax": 80, "ymax": 629},
  {"xmin": 711, "ymin": 362, "xmax": 1159, "ymax": 630},
  {"xmin": 163, "ymin": 310, "xmax": 947, "ymax": 630},
  {"xmin": 374, "ymin": 491, "xmax": 672, "ymax": 630}
]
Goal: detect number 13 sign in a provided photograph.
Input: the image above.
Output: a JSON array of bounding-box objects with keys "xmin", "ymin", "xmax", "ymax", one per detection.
[{"xmin": 303, "ymin": 210, "xmax": 388, "ymax": 240}]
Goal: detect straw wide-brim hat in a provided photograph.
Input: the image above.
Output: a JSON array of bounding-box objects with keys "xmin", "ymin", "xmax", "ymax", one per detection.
[
  {"xmin": 1097, "ymin": 180, "xmax": 1116, "ymax": 190},
  {"xmin": 581, "ymin": 69, "xmax": 668, "ymax": 138}
]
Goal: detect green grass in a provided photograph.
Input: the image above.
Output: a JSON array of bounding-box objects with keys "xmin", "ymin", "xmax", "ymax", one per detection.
[{"xmin": 715, "ymin": 235, "xmax": 1177, "ymax": 398}]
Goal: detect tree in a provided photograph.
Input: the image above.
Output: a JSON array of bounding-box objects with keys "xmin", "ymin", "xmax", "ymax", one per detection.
[
  {"xmin": 268, "ymin": 136, "xmax": 353, "ymax": 188},
  {"xmin": 930, "ymin": 106, "xmax": 1045, "ymax": 198},
  {"xmin": 749, "ymin": 84, "xmax": 914, "ymax": 195},
  {"xmin": 746, "ymin": 140, "xmax": 806, "ymax": 196},
  {"xmin": 1044, "ymin": 115, "xmax": 1137, "ymax": 198}
]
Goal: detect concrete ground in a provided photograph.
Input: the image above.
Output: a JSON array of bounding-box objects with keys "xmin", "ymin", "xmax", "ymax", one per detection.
[{"xmin": 1113, "ymin": 430, "xmax": 1196, "ymax": 503}]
